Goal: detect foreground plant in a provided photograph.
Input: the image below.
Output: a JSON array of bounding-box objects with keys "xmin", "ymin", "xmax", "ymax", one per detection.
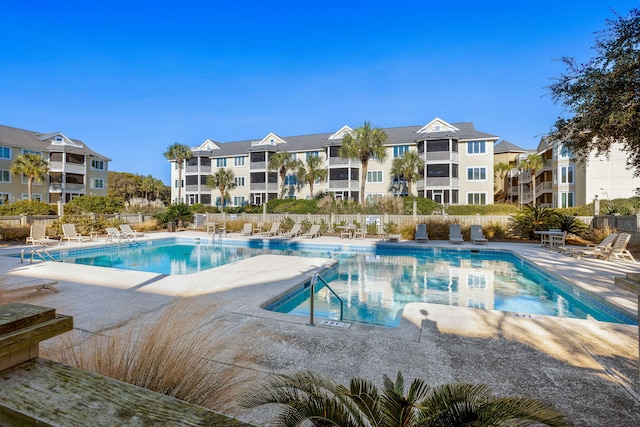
[{"xmin": 242, "ymin": 370, "xmax": 569, "ymax": 426}]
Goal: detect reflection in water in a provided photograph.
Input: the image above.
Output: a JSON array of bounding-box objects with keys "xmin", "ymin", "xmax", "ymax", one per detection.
[{"xmin": 281, "ymin": 252, "xmax": 623, "ymax": 326}]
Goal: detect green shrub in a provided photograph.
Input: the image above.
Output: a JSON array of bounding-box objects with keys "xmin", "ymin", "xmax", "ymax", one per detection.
[
  {"xmin": 65, "ymin": 195, "xmax": 124, "ymax": 214},
  {"xmin": 0, "ymin": 200, "xmax": 57, "ymax": 215},
  {"xmin": 509, "ymin": 205, "xmax": 557, "ymax": 240},
  {"xmin": 154, "ymin": 204, "xmax": 194, "ymax": 227},
  {"xmin": 446, "ymin": 204, "xmax": 518, "ymax": 215},
  {"xmin": 551, "ymin": 214, "xmax": 590, "ymax": 238},
  {"xmin": 280, "ymin": 216, "xmax": 295, "ymax": 231}
]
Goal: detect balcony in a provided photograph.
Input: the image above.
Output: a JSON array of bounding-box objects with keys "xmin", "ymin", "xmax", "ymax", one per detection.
[
  {"xmin": 535, "ymin": 181, "xmax": 553, "ymax": 195},
  {"xmin": 328, "ymin": 157, "xmax": 359, "ymax": 166},
  {"xmin": 250, "ymin": 161, "xmax": 267, "ymax": 170},
  {"xmin": 185, "ymin": 185, "xmax": 210, "ymax": 192},
  {"xmin": 48, "ymin": 162, "xmax": 86, "ymax": 174},
  {"xmin": 424, "ymin": 152, "xmax": 459, "ymax": 162},
  {"xmin": 185, "ymin": 166, "xmax": 211, "ymax": 174},
  {"xmin": 417, "ymin": 178, "xmax": 460, "ymax": 188},
  {"xmin": 49, "ymin": 183, "xmax": 85, "ymax": 193},
  {"xmin": 250, "ymin": 183, "xmax": 279, "ymax": 192},
  {"xmin": 328, "ymin": 181, "xmax": 360, "ymax": 190}
]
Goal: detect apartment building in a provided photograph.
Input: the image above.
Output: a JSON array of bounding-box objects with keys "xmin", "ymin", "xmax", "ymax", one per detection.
[
  {"xmin": 0, "ymin": 125, "xmax": 110, "ymax": 204},
  {"xmin": 170, "ymin": 118, "xmax": 499, "ymax": 207},
  {"xmin": 507, "ymin": 137, "xmax": 640, "ymax": 208}
]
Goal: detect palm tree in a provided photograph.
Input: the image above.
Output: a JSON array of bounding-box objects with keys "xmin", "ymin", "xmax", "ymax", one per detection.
[
  {"xmin": 297, "ymin": 155, "xmax": 328, "ymax": 199},
  {"xmin": 242, "ymin": 370, "xmax": 568, "ymax": 427},
  {"xmin": 338, "ymin": 121, "xmax": 388, "ymax": 204},
  {"xmin": 140, "ymin": 175, "xmax": 155, "ymax": 200},
  {"xmin": 520, "ymin": 154, "xmax": 544, "ymax": 207},
  {"xmin": 206, "ymin": 168, "xmax": 236, "ymax": 210},
  {"xmin": 494, "ymin": 162, "xmax": 511, "ymax": 201},
  {"xmin": 10, "ymin": 153, "xmax": 49, "ymax": 202},
  {"xmin": 163, "ymin": 143, "xmax": 193, "ymax": 203},
  {"xmin": 268, "ymin": 152, "xmax": 301, "ymax": 198},
  {"xmin": 390, "ymin": 150, "xmax": 424, "ymax": 196}
]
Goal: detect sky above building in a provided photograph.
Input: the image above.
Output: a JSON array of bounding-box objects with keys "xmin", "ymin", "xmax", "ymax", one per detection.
[{"xmin": 1, "ymin": 1, "xmax": 636, "ymax": 184}]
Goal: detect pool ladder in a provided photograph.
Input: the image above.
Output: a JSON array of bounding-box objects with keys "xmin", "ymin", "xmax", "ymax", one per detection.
[
  {"xmin": 308, "ymin": 273, "xmax": 344, "ymax": 326},
  {"xmin": 20, "ymin": 247, "xmax": 58, "ymax": 264}
]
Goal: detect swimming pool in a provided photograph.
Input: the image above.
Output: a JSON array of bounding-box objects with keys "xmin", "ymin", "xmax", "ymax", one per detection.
[{"xmin": 35, "ymin": 238, "xmax": 636, "ymax": 326}]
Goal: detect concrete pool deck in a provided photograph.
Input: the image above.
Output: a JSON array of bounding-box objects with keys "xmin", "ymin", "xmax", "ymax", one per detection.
[{"xmin": 1, "ymin": 231, "xmax": 639, "ymax": 426}]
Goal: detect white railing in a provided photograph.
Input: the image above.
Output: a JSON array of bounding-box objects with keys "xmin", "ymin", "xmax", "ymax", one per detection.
[
  {"xmin": 424, "ymin": 152, "xmax": 459, "ymax": 162},
  {"xmin": 250, "ymin": 161, "xmax": 267, "ymax": 169},
  {"xmin": 250, "ymin": 183, "xmax": 279, "ymax": 191},
  {"xmin": 328, "ymin": 157, "xmax": 358, "ymax": 166},
  {"xmin": 329, "ymin": 181, "xmax": 360, "ymax": 190}
]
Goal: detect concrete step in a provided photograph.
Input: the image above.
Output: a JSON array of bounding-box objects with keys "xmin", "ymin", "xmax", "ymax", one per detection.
[
  {"xmin": 626, "ymin": 272, "xmax": 640, "ymax": 283},
  {"xmin": 615, "ymin": 276, "xmax": 640, "ymax": 295}
]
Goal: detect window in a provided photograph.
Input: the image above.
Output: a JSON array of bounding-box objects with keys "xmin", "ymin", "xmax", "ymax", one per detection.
[
  {"xmin": 22, "ymin": 193, "xmax": 42, "ymax": 202},
  {"xmin": 0, "ymin": 170, "xmax": 9, "ymax": 182},
  {"xmin": 306, "ymin": 151, "xmax": 319, "ymax": 160},
  {"xmin": 0, "ymin": 193, "xmax": 10, "ymax": 204},
  {"xmin": 560, "ymin": 166, "xmax": 574, "ymax": 184},
  {"xmin": 284, "ymin": 174, "xmax": 298, "ymax": 186},
  {"xmin": 233, "ymin": 196, "xmax": 245, "ymax": 206},
  {"xmin": 466, "ymin": 167, "xmax": 487, "ymax": 181},
  {"xmin": 22, "ymin": 149, "xmax": 42, "ymax": 156},
  {"xmin": 467, "ymin": 193, "xmax": 487, "ymax": 205},
  {"xmin": 366, "ymin": 170, "xmax": 383, "ymax": 183},
  {"xmin": 0, "ymin": 147, "xmax": 10, "ymax": 159},
  {"xmin": 467, "ymin": 141, "xmax": 486, "ymax": 154},
  {"xmin": 393, "ymin": 145, "xmax": 409, "ymax": 157},
  {"xmin": 22, "ymin": 175, "xmax": 43, "ymax": 185},
  {"xmin": 216, "ymin": 158, "xmax": 227, "ymax": 167},
  {"xmin": 560, "ymin": 145, "xmax": 573, "ymax": 158},
  {"xmin": 234, "ymin": 156, "xmax": 245, "ymax": 166},
  {"xmin": 365, "ymin": 193, "xmax": 384, "ymax": 204},
  {"xmin": 234, "ymin": 176, "xmax": 245, "ymax": 187},
  {"xmin": 561, "ymin": 192, "xmax": 574, "ymax": 208},
  {"xmin": 91, "ymin": 178, "xmax": 105, "ymax": 189},
  {"xmin": 91, "ymin": 159, "xmax": 105, "ymax": 170}
]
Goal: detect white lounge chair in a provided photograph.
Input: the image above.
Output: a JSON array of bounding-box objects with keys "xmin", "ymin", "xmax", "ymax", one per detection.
[
  {"xmin": 302, "ymin": 224, "xmax": 320, "ymax": 238},
  {"xmin": 605, "ymin": 233, "xmax": 636, "ymax": 262},
  {"xmin": 241, "ymin": 223, "xmax": 253, "ymax": 235},
  {"xmin": 105, "ymin": 227, "xmax": 126, "ymax": 242},
  {"xmin": 282, "ymin": 223, "xmax": 302, "ymax": 238},
  {"xmin": 120, "ymin": 224, "xmax": 144, "ymax": 238},
  {"xmin": 470, "ymin": 225, "xmax": 488, "ymax": 245},
  {"xmin": 570, "ymin": 233, "xmax": 618, "ymax": 259},
  {"xmin": 26, "ymin": 224, "xmax": 58, "ymax": 246},
  {"xmin": 261, "ymin": 222, "xmax": 281, "ymax": 237},
  {"xmin": 0, "ymin": 277, "xmax": 59, "ymax": 296},
  {"xmin": 415, "ymin": 223, "xmax": 429, "ymax": 243},
  {"xmin": 449, "ymin": 224, "xmax": 464, "ymax": 244},
  {"xmin": 60, "ymin": 223, "xmax": 92, "ymax": 243}
]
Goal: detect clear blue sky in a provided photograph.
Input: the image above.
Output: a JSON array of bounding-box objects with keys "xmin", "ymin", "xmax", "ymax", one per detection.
[{"xmin": 1, "ymin": 1, "xmax": 636, "ymax": 184}]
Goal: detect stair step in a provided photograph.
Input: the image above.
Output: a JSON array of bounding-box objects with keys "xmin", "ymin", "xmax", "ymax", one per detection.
[
  {"xmin": 615, "ymin": 277, "xmax": 640, "ymax": 295},
  {"xmin": 626, "ymin": 272, "xmax": 640, "ymax": 283}
]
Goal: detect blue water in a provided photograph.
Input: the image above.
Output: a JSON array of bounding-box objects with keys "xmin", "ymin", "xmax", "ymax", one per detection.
[{"xmin": 44, "ymin": 239, "xmax": 636, "ymax": 326}]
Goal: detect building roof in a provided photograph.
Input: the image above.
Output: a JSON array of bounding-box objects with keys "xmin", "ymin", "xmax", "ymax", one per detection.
[
  {"xmin": 195, "ymin": 121, "xmax": 499, "ymax": 158},
  {"xmin": 0, "ymin": 124, "xmax": 111, "ymax": 161},
  {"xmin": 494, "ymin": 139, "xmax": 528, "ymax": 154}
]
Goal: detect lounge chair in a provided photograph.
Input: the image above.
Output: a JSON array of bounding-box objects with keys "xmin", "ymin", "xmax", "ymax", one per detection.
[
  {"xmin": 605, "ymin": 233, "xmax": 636, "ymax": 262},
  {"xmin": 281, "ymin": 223, "xmax": 302, "ymax": 238},
  {"xmin": 105, "ymin": 227, "xmax": 126, "ymax": 242},
  {"xmin": 26, "ymin": 224, "xmax": 58, "ymax": 246},
  {"xmin": 60, "ymin": 223, "xmax": 92, "ymax": 244},
  {"xmin": 415, "ymin": 223, "xmax": 429, "ymax": 243},
  {"xmin": 570, "ymin": 233, "xmax": 618, "ymax": 259},
  {"xmin": 261, "ymin": 222, "xmax": 281, "ymax": 237},
  {"xmin": 470, "ymin": 225, "xmax": 488, "ymax": 245},
  {"xmin": 0, "ymin": 277, "xmax": 59, "ymax": 296},
  {"xmin": 449, "ymin": 224, "xmax": 464, "ymax": 244},
  {"xmin": 353, "ymin": 227, "xmax": 366, "ymax": 239},
  {"xmin": 120, "ymin": 224, "xmax": 144, "ymax": 238},
  {"xmin": 241, "ymin": 223, "xmax": 253, "ymax": 235},
  {"xmin": 302, "ymin": 224, "xmax": 320, "ymax": 238}
]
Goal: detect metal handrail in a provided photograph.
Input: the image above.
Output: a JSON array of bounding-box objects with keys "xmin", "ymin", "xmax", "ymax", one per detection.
[
  {"xmin": 21, "ymin": 247, "xmax": 57, "ymax": 263},
  {"xmin": 308, "ymin": 273, "xmax": 344, "ymax": 326}
]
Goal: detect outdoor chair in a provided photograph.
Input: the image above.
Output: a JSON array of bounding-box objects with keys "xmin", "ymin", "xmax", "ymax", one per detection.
[
  {"xmin": 26, "ymin": 224, "xmax": 58, "ymax": 246},
  {"xmin": 605, "ymin": 233, "xmax": 636, "ymax": 262},
  {"xmin": 470, "ymin": 225, "xmax": 488, "ymax": 245},
  {"xmin": 570, "ymin": 233, "xmax": 618, "ymax": 259},
  {"xmin": 59, "ymin": 224, "xmax": 92, "ymax": 244},
  {"xmin": 449, "ymin": 224, "xmax": 464, "ymax": 244},
  {"xmin": 281, "ymin": 223, "xmax": 302, "ymax": 238},
  {"xmin": 415, "ymin": 223, "xmax": 429, "ymax": 243}
]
